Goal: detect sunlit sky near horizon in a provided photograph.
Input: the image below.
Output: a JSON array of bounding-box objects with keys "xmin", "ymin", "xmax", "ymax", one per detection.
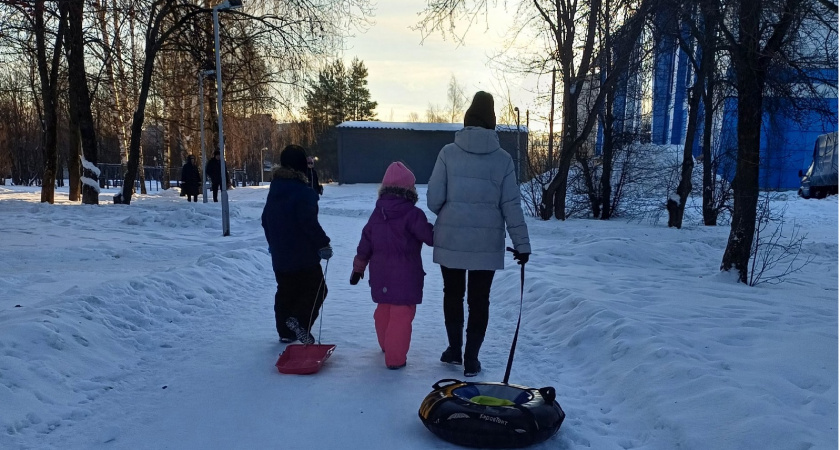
[{"xmin": 339, "ymin": 1, "xmax": 548, "ymax": 129}]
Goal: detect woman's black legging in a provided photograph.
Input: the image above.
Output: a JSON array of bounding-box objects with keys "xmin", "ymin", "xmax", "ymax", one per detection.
[{"xmin": 440, "ymin": 266, "xmax": 495, "ymax": 338}]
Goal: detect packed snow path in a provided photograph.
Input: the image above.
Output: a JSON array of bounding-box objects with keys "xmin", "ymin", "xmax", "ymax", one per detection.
[{"xmin": 1, "ymin": 184, "xmax": 836, "ymax": 449}]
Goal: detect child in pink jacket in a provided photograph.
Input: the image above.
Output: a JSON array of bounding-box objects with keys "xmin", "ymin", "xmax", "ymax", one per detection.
[{"xmin": 350, "ymin": 162, "xmax": 434, "ymax": 369}]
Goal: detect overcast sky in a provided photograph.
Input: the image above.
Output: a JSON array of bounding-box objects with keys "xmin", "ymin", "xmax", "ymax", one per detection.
[{"xmin": 340, "ymin": 1, "xmax": 546, "ymax": 127}]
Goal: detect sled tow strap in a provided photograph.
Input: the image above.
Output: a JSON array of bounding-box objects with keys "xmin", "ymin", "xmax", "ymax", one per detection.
[
  {"xmin": 307, "ymin": 259, "xmax": 329, "ymax": 345},
  {"xmin": 503, "ymin": 261, "xmax": 525, "ymax": 384}
]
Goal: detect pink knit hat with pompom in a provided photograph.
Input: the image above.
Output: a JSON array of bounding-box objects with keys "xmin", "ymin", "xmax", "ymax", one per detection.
[{"xmin": 381, "ymin": 162, "xmax": 416, "ymax": 190}]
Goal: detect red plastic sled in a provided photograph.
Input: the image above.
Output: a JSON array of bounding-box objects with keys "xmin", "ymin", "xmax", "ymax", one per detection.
[{"xmin": 275, "ymin": 344, "xmax": 336, "ymax": 375}]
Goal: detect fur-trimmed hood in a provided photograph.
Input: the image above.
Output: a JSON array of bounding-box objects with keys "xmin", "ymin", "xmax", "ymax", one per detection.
[
  {"xmin": 262, "ymin": 164, "xmax": 330, "ymax": 274},
  {"xmin": 378, "ymin": 185, "xmax": 418, "ymax": 205},
  {"xmin": 271, "ymin": 166, "xmax": 308, "ymax": 184}
]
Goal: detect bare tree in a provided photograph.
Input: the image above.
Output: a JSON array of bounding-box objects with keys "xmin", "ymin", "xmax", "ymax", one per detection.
[
  {"xmin": 590, "ymin": 0, "xmax": 654, "ymax": 220},
  {"xmin": 718, "ymin": 0, "xmax": 823, "ymax": 283},
  {"xmin": 417, "ymin": 0, "xmax": 659, "ymax": 220},
  {"xmin": 445, "ymin": 74, "xmax": 468, "ymax": 122},
  {"xmin": 425, "ymin": 102, "xmax": 446, "ymax": 122},
  {"xmin": 748, "ymin": 192, "xmax": 814, "ymax": 286},
  {"xmin": 520, "ymin": 131, "xmax": 555, "ymax": 216},
  {"xmin": 491, "ymin": 75, "xmax": 520, "ymax": 126},
  {"xmin": 0, "ymin": 1, "xmax": 68, "ymax": 203},
  {"xmin": 698, "ymin": 2, "xmax": 724, "ymax": 226},
  {"xmin": 62, "ymin": 0, "xmax": 100, "ymax": 204},
  {"xmin": 0, "ymin": 67, "xmax": 42, "ymax": 186},
  {"xmin": 93, "ymin": 2, "xmax": 127, "ymax": 174},
  {"xmin": 115, "ymin": 0, "xmax": 373, "ymax": 204},
  {"xmin": 650, "ymin": 0, "xmax": 709, "ymax": 228}
]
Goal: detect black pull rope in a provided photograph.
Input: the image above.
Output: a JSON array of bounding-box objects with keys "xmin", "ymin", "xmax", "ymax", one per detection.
[
  {"xmin": 307, "ymin": 259, "xmax": 329, "ymax": 345},
  {"xmin": 503, "ymin": 261, "xmax": 525, "ymax": 384}
]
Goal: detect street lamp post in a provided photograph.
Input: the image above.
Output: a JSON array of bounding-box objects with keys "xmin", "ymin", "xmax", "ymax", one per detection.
[
  {"xmin": 260, "ymin": 147, "xmax": 268, "ymax": 184},
  {"xmin": 212, "ymin": 0, "xmax": 243, "ymax": 236},
  {"xmin": 514, "ymin": 106, "xmax": 521, "ymax": 183}
]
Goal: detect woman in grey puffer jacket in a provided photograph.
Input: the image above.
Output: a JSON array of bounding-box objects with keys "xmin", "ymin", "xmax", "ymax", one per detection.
[{"xmin": 426, "ymin": 91, "xmax": 531, "ymax": 377}]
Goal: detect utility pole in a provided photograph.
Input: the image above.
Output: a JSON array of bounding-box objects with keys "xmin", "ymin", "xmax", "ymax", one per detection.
[
  {"xmin": 548, "ymin": 67, "xmax": 556, "ymax": 169},
  {"xmin": 514, "ymin": 107, "xmax": 521, "ymax": 182}
]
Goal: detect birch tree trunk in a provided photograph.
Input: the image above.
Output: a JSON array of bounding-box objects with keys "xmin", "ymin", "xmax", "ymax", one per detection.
[
  {"xmin": 97, "ymin": 1, "xmax": 129, "ymax": 175},
  {"xmin": 62, "ymin": 0, "xmax": 101, "ymax": 204}
]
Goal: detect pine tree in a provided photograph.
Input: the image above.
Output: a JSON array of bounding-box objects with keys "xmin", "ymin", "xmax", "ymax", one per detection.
[
  {"xmin": 325, "ymin": 59, "xmax": 347, "ymax": 126},
  {"xmin": 304, "ymin": 58, "xmax": 377, "ymax": 127},
  {"xmin": 303, "ymin": 57, "xmax": 378, "ymax": 181},
  {"xmin": 347, "ymin": 58, "xmax": 377, "ymax": 121}
]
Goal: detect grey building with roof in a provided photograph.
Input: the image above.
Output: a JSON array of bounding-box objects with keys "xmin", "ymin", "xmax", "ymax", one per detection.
[{"xmin": 336, "ymin": 121, "xmax": 528, "ymax": 184}]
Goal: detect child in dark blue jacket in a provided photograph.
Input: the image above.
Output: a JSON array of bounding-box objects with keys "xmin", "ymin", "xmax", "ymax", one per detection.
[{"xmin": 262, "ymin": 145, "xmax": 332, "ymax": 344}]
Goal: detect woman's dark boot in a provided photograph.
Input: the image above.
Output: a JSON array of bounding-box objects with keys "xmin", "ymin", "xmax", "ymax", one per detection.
[
  {"xmin": 463, "ymin": 333, "xmax": 484, "ymax": 377},
  {"xmin": 440, "ymin": 321, "xmax": 463, "ymax": 365}
]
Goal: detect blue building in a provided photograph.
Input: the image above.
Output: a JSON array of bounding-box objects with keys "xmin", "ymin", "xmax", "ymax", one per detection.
[{"xmin": 650, "ymin": 15, "xmax": 838, "ymax": 190}]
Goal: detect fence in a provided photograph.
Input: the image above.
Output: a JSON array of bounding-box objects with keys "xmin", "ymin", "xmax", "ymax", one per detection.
[
  {"xmin": 97, "ymin": 163, "xmax": 166, "ymax": 191},
  {"xmin": 97, "ymin": 164, "xmax": 253, "ymax": 191}
]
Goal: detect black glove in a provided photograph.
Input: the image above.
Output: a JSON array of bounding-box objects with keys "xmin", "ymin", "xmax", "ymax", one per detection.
[
  {"xmin": 318, "ymin": 246, "xmax": 333, "ymax": 260},
  {"xmin": 350, "ymin": 271, "xmax": 363, "ymax": 285},
  {"xmin": 507, "ymin": 247, "xmax": 530, "ymax": 265}
]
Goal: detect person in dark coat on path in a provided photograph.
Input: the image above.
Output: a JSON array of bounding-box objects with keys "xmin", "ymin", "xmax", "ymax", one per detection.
[
  {"xmin": 426, "ymin": 91, "xmax": 531, "ymax": 377},
  {"xmin": 205, "ymin": 150, "xmax": 230, "ymax": 202},
  {"xmin": 350, "ymin": 162, "xmax": 434, "ymax": 369},
  {"xmin": 180, "ymin": 155, "xmax": 201, "ymax": 202},
  {"xmin": 305, "ymin": 156, "xmax": 324, "ymax": 197},
  {"xmin": 262, "ymin": 144, "xmax": 333, "ymax": 344}
]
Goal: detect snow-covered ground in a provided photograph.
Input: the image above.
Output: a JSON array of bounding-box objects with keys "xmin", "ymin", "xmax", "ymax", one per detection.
[{"xmin": 1, "ymin": 182, "xmax": 836, "ymax": 449}]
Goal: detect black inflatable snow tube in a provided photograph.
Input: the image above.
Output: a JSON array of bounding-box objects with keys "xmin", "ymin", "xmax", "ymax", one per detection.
[{"xmin": 418, "ymin": 379, "xmax": 565, "ymax": 448}]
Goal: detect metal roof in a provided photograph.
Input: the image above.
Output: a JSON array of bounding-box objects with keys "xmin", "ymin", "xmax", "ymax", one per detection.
[{"xmin": 336, "ymin": 121, "xmax": 528, "ymax": 133}]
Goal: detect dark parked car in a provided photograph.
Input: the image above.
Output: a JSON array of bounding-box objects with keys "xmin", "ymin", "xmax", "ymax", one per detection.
[{"xmin": 799, "ymin": 131, "xmax": 838, "ymax": 199}]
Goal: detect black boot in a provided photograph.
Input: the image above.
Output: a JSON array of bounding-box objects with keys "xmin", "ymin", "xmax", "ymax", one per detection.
[
  {"xmin": 286, "ymin": 317, "xmax": 315, "ymax": 345},
  {"xmin": 463, "ymin": 333, "xmax": 484, "ymax": 377},
  {"xmin": 440, "ymin": 347, "xmax": 463, "ymax": 365},
  {"xmin": 441, "ymin": 320, "xmax": 463, "ymax": 365},
  {"xmin": 464, "ymin": 359, "xmax": 481, "ymax": 377}
]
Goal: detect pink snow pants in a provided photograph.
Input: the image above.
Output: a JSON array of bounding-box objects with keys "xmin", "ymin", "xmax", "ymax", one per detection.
[{"xmin": 373, "ymin": 304, "xmax": 417, "ymax": 368}]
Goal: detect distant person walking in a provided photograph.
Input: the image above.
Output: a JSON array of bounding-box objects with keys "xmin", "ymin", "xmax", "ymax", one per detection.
[
  {"xmin": 426, "ymin": 91, "xmax": 531, "ymax": 377},
  {"xmin": 205, "ymin": 150, "xmax": 230, "ymax": 202},
  {"xmin": 350, "ymin": 162, "xmax": 434, "ymax": 370},
  {"xmin": 306, "ymin": 156, "xmax": 324, "ymax": 197},
  {"xmin": 180, "ymin": 155, "xmax": 201, "ymax": 202}
]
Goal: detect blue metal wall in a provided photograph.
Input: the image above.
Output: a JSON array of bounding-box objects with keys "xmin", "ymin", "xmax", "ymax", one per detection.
[
  {"xmin": 718, "ymin": 94, "xmax": 839, "ymax": 190},
  {"xmin": 652, "ymin": 10, "xmax": 677, "ymax": 145},
  {"xmin": 650, "ymin": 13, "xmax": 838, "ymax": 190}
]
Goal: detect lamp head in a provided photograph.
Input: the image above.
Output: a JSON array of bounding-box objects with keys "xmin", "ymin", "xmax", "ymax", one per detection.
[{"xmin": 215, "ymin": 0, "xmax": 243, "ymax": 11}]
